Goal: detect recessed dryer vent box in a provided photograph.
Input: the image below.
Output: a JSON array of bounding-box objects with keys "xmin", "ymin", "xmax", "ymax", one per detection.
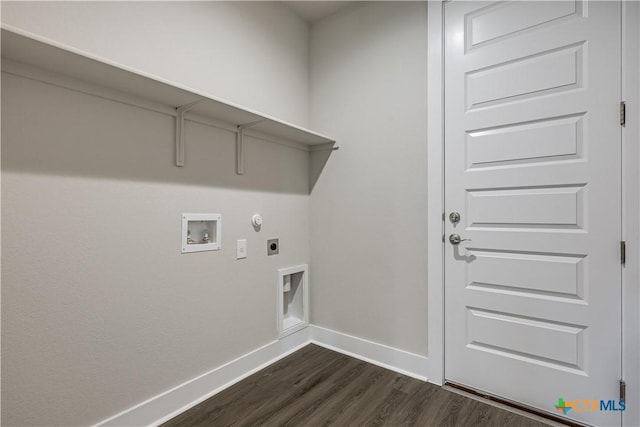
[
  {"xmin": 277, "ymin": 264, "xmax": 309, "ymax": 338},
  {"xmin": 181, "ymin": 213, "xmax": 221, "ymax": 253}
]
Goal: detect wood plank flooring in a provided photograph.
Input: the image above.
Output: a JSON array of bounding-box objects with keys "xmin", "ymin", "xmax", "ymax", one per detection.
[{"xmin": 162, "ymin": 344, "xmax": 550, "ymax": 427}]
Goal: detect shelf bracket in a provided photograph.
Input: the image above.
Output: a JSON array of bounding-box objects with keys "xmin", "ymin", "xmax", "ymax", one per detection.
[
  {"xmin": 310, "ymin": 145, "xmax": 340, "ymax": 152},
  {"xmin": 236, "ymin": 120, "xmax": 264, "ymax": 175},
  {"xmin": 175, "ymin": 99, "xmax": 204, "ymax": 167}
]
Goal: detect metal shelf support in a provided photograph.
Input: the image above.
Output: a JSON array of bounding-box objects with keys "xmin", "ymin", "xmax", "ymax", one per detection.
[
  {"xmin": 236, "ymin": 120, "xmax": 264, "ymax": 175},
  {"xmin": 175, "ymin": 99, "xmax": 204, "ymax": 167}
]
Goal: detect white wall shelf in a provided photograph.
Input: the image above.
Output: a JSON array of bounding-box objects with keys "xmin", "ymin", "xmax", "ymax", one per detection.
[{"xmin": 0, "ymin": 27, "xmax": 338, "ymax": 172}]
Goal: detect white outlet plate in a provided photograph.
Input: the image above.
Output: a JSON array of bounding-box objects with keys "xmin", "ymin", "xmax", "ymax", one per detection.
[{"xmin": 237, "ymin": 239, "xmax": 247, "ymax": 259}]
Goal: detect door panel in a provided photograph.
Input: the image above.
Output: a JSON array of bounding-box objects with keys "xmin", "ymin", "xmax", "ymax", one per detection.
[
  {"xmin": 466, "ymin": 1, "xmax": 582, "ymax": 48},
  {"xmin": 444, "ymin": 2, "xmax": 622, "ymax": 425},
  {"xmin": 466, "ymin": 44, "xmax": 584, "ymax": 109},
  {"xmin": 466, "ymin": 114, "xmax": 584, "ymax": 168},
  {"xmin": 466, "ymin": 307, "xmax": 586, "ymax": 370},
  {"xmin": 466, "ymin": 250, "xmax": 585, "ymax": 298}
]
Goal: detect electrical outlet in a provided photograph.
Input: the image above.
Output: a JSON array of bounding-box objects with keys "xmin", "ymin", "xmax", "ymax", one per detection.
[{"xmin": 267, "ymin": 238, "xmax": 279, "ymax": 256}]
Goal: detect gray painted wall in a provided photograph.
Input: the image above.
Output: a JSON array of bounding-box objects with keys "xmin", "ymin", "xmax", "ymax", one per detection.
[
  {"xmin": 1, "ymin": 1, "xmax": 432, "ymax": 425},
  {"xmin": 1, "ymin": 1, "xmax": 310, "ymax": 126},
  {"xmin": 1, "ymin": 2, "xmax": 311, "ymax": 425},
  {"xmin": 309, "ymin": 2, "xmax": 429, "ymax": 356}
]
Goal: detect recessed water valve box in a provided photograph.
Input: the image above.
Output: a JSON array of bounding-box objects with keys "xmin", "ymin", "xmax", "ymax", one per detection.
[{"xmin": 181, "ymin": 213, "xmax": 221, "ymax": 253}]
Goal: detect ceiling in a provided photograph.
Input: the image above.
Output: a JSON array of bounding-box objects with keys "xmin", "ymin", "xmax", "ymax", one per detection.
[{"xmin": 283, "ymin": 1, "xmax": 354, "ymax": 22}]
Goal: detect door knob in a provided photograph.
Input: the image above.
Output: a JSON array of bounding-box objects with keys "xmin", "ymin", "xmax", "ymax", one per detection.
[{"xmin": 449, "ymin": 234, "xmax": 471, "ymax": 245}]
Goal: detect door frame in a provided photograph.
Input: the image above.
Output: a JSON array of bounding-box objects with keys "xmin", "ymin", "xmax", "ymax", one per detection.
[{"xmin": 426, "ymin": 2, "xmax": 640, "ymax": 425}]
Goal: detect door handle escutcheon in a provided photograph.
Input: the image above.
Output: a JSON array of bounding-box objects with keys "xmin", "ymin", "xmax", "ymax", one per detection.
[{"xmin": 449, "ymin": 234, "xmax": 471, "ymax": 245}]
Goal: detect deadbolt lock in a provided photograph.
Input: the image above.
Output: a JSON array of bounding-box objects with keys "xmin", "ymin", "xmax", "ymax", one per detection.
[{"xmin": 449, "ymin": 212, "xmax": 461, "ymax": 223}]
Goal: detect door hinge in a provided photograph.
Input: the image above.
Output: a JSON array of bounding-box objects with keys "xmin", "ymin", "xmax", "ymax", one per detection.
[
  {"xmin": 621, "ymin": 241, "xmax": 626, "ymax": 266},
  {"xmin": 620, "ymin": 101, "xmax": 626, "ymax": 126},
  {"xmin": 620, "ymin": 380, "xmax": 626, "ymax": 401}
]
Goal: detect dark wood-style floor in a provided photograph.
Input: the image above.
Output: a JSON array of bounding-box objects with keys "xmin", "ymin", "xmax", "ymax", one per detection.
[{"xmin": 163, "ymin": 344, "xmax": 550, "ymax": 427}]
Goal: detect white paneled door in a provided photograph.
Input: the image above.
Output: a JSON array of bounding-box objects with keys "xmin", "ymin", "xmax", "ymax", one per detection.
[{"xmin": 444, "ymin": 2, "xmax": 622, "ymax": 425}]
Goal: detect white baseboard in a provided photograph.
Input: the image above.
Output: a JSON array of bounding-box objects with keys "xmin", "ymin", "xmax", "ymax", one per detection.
[
  {"xmin": 309, "ymin": 325, "xmax": 429, "ymax": 381},
  {"xmin": 95, "ymin": 328, "xmax": 311, "ymax": 427},
  {"xmin": 95, "ymin": 325, "xmax": 429, "ymax": 426}
]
